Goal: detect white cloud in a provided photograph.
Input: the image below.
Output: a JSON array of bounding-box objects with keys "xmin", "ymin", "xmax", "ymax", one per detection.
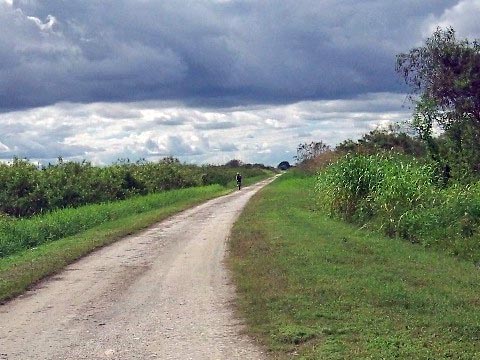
[
  {"xmin": 0, "ymin": 92, "xmax": 411, "ymax": 166},
  {"xmin": 0, "ymin": 141, "xmax": 9, "ymax": 152},
  {"xmin": 423, "ymin": 0, "xmax": 480, "ymax": 39},
  {"xmin": 194, "ymin": 121, "xmax": 236, "ymax": 130}
]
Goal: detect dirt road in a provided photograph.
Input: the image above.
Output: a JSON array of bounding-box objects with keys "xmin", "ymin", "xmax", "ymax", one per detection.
[{"xmin": 0, "ymin": 179, "xmax": 274, "ymax": 360}]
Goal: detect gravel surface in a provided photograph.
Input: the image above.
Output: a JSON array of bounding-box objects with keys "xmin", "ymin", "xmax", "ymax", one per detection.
[{"xmin": 0, "ymin": 179, "xmax": 274, "ymax": 360}]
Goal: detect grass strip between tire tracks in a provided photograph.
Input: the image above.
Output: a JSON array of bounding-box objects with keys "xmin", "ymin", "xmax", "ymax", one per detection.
[
  {"xmin": 228, "ymin": 171, "xmax": 480, "ymax": 359},
  {"xmin": 0, "ymin": 174, "xmax": 270, "ymax": 303}
]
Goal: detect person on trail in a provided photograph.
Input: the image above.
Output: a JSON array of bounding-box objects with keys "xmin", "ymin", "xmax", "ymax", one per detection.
[{"xmin": 236, "ymin": 172, "xmax": 242, "ymax": 190}]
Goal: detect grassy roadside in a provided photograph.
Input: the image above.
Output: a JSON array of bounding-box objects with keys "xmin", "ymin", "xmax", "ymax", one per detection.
[
  {"xmin": 228, "ymin": 171, "xmax": 480, "ymax": 359},
  {"xmin": 0, "ymin": 173, "xmax": 270, "ymax": 302}
]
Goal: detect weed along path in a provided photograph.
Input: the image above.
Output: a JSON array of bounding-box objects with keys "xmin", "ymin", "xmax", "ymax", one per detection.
[{"xmin": 0, "ymin": 179, "xmax": 275, "ymax": 360}]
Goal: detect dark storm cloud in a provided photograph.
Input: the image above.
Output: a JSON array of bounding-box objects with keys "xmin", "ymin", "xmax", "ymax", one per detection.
[{"xmin": 1, "ymin": 0, "xmax": 462, "ymax": 111}]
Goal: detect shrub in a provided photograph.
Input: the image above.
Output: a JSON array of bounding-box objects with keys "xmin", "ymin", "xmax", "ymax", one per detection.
[{"xmin": 0, "ymin": 157, "xmax": 271, "ymax": 218}]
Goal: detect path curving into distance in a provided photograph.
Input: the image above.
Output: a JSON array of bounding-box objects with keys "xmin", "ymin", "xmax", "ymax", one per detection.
[{"xmin": 0, "ymin": 178, "xmax": 276, "ymax": 360}]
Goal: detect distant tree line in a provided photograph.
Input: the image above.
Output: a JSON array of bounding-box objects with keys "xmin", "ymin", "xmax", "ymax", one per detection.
[{"xmin": 0, "ymin": 157, "xmax": 270, "ymax": 217}]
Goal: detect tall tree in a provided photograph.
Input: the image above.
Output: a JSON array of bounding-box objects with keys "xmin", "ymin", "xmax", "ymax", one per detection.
[{"xmin": 396, "ymin": 27, "xmax": 480, "ymax": 179}]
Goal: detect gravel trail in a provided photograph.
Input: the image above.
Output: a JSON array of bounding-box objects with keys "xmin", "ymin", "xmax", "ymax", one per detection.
[{"xmin": 0, "ymin": 179, "xmax": 273, "ymax": 360}]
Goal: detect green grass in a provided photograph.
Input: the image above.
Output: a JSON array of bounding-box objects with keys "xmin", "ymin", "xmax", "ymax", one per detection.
[
  {"xmin": 0, "ymin": 173, "xmax": 271, "ymax": 259},
  {"xmin": 0, "ymin": 174, "xmax": 271, "ymax": 302},
  {"xmin": 0, "ymin": 185, "xmax": 228, "ymax": 258},
  {"xmin": 0, "ymin": 185, "xmax": 229, "ymax": 302},
  {"xmin": 228, "ymin": 171, "xmax": 480, "ymax": 359},
  {"xmin": 316, "ymin": 153, "xmax": 480, "ymax": 262}
]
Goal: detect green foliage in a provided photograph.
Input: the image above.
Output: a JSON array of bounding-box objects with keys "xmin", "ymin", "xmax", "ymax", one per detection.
[
  {"xmin": 336, "ymin": 125, "xmax": 426, "ymax": 157},
  {"xmin": 316, "ymin": 153, "xmax": 434, "ymax": 220},
  {"xmin": 0, "ymin": 158, "xmax": 47, "ymax": 217},
  {"xmin": 0, "ymin": 157, "xmax": 269, "ymax": 217},
  {"xmin": 316, "ymin": 153, "xmax": 480, "ymax": 260},
  {"xmin": 0, "ymin": 185, "xmax": 223, "ymax": 258},
  {"xmin": 0, "ymin": 156, "xmax": 271, "ymax": 258},
  {"xmin": 396, "ymin": 27, "xmax": 480, "ymax": 179},
  {"xmin": 0, "ymin": 183, "xmax": 238, "ymax": 302},
  {"xmin": 201, "ymin": 165, "xmax": 265, "ymax": 187},
  {"xmin": 229, "ymin": 173, "xmax": 480, "ymax": 358},
  {"xmin": 398, "ymin": 182, "xmax": 480, "ymax": 258},
  {"xmin": 277, "ymin": 161, "xmax": 291, "ymax": 171},
  {"xmin": 396, "ymin": 27, "xmax": 480, "ymax": 127}
]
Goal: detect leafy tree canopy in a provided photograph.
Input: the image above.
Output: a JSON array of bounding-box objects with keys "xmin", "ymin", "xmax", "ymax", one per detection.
[
  {"xmin": 396, "ymin": 27, "xmax": 480, "ymax": 180},
  {"xmin": 277, "ymin": 161, "xmax": 291, "ymax": 170},
  {"xmin": 396, "ymin": 27, "xmax": 480, "ymax": 130}
]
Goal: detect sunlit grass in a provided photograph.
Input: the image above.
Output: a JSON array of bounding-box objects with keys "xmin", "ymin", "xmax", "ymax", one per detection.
[
  {"xmin": 229, "ymin": 171, "xmax": 480, "ymax": 358},
  {"xmin": 0, "ymin": 174, "xmax": 271, "ymax": 302},
  {"xmin": 0, "ymin": 185, "xmax": 226, "ymax": 258},
  {"xmin": 316, "ymin": 153, "xmax": 480, "ymax": 261}
]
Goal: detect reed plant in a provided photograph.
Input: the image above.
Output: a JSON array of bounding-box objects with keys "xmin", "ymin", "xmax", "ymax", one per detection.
[{"xmin": 316, "ymin": 153, "xmax": 480, "ymax": 260}]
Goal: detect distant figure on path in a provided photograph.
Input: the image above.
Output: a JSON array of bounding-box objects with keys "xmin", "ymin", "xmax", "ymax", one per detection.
[{"xmin": 236, "ymin": 172, "xmax": 242, "ymax": 190}]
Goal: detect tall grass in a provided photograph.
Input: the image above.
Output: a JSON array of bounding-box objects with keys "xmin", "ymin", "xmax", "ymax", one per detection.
[
  {"xmin": 0, "ymin": 185, "xmax": 224, "ymax": 258},
  {"xmin": 316, "ymin": 153, "xmax": 480, "ymax": 261},
  {"xmin": 398, "ymin": 182, "xmax": 480, "ymax": 257}
]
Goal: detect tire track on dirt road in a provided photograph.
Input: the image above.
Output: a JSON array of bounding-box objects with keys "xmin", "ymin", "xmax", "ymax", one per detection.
[{"xmin": 0, "ymin": 178, "xmax": 277, "ymax": 360}]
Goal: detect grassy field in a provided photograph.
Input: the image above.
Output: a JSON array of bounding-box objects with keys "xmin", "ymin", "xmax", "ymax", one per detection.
[
  {"xmin": 0, "ymin": 173, "xmax": 269, "ymax": 302},
  {"xmin": 228, "ymin": 171, "xmax": 480, "ymax": 359}
]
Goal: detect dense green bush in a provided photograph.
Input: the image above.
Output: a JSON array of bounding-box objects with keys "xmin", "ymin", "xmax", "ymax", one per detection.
[
  {"xmin": 316, "ymin": 153, "xmax": 480, "ymax": 260},
  {"xmin": 0, "ymin": 157, "xmax": 270, "ymax": 217},
  {"xmin": 397, "ymin": 183, "xmax": 480, "ymax": 259},
  {"xmin": 0, "ymin": 159, "xmax": 47, "ymax": 217}
]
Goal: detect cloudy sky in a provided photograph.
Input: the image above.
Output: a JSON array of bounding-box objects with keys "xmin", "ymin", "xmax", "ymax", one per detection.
[{"xmin": 1, "ymin": 0, "xmax": 479, "ymax": 165}]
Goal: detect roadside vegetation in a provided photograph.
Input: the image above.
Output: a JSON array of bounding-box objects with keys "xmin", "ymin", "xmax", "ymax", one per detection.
[
  {"xmin": 0, "ymin": 157, "xmax": 271, "ymax": 257},
  {"xmin": 317, "ymin": 153, "xmax": 480, "ymax": 262},
  {"xmin": 302, "ymin": 27, "xmax": 480, "ymax": 262},
  {"xmin": 0, "ymin": 185, "xmax": 227, "ymax": 302},
  {"xmin": 0, "ymin": 156, "xmax": 272, "ymax": 301},
  {"xmin": 0, "ymin": 156, "xmax": 271, "ymax": 217},
  {"xmin": 229, "ymin": 171, "xmax": 480, "ymax": 358},
  {"xmin": 229, "ymin": 27, "xmax": 480, "ymax": 358},
  {"xmin": 0, "ymin": 185, "xmax": 227, "ymax": 258}
]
